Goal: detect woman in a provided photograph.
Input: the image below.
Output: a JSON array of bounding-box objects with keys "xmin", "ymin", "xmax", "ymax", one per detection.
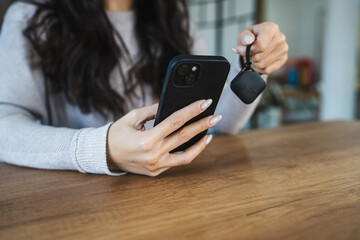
[{"xmin": 0, "ymin": 0, "xmax": 288, "ymax": 176}]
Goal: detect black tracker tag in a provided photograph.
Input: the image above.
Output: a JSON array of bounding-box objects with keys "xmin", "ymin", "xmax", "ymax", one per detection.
[{"xmin": 230, "ymin": 44, "xmax": 266, "ymax": 104}]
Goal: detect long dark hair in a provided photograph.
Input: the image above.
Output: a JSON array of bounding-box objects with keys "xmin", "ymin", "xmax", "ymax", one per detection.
[{"xmin": 21, "ymin": 0, "xmax": 192, "ymax": 120}]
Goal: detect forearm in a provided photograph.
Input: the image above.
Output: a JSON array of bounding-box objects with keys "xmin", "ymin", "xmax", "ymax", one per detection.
[{"xmin": 0, "ymin": 105, "xmax": 124, "ymax": 175}]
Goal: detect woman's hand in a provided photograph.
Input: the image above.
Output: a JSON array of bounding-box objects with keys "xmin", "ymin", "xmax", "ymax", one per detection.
[
  {"xmin": 232, "ymin": 22, "xmax": 289, "ymax": 75},
  {"xmin": 107, "ymin": 99, "xmax": 222, "ymax": 177}
]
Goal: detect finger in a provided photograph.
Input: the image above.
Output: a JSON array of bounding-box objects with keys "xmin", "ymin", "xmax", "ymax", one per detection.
[
  {"xmin": 118, "ymin": 162, "xmax": 169, "ymax": 177},
  {"xmin": 125, "ymin": 103, "xmax": 159, "ymax": 130},
  {"xmin": 249, "ymin": 23, "xmax": 279, "ymax": 55},
  {"xmin": 234, "ymin": 38, "xmax": 274, "ymax": 57},
  {"xmin": 147, "ymin": 167, "xmax": 170, "ymax": 177},
  {"xmin": 151, "ymin": 99, "xmax": 213, "ymax": 140},
  {"xmin": 234, "ymin": 22, "xmax": 280, "ymax": 56},
  {"xmin": 249, "ymin": 22, "xmax": 279, "ymax": 43},
  {"xmin": 162, "ymin": 114, "xmax": 221, "ymax": 153},
  {"xmin": 251, "ymin": 33, "xmax": 287, "ymax": 63},
  {"xmin": 232, "ymin": 29, "xmax": 255, "ymax": 54},
  {"xmin": 263, "ymin": 56, "xmax": 288, "ymax": 75},
  {"xmin": 156, "ymin": 135, "xmax": 212, "ymax": 168},
  {"xmin": 239, "ymin": 29, "xmax": 256, "ymax": 46},
  {"xmin": 253, "ymin": 55, "xmax": 288, "ymax": 75},
  {"xmin": 251, "ymin": 43, "xmax": 288, "ymax": 71}
]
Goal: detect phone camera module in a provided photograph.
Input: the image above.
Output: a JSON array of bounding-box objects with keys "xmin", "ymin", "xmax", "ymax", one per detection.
[
  {"xmin": 184, "ymin": 74, "xmax": 196, "ymax": 85},
  {"xmin": 173, "ymin": 63, "xmax": 200, "ymax": 87},
  {"xmin": 177, "ymin": 64, "xmax": 188, "ymax": 76}
]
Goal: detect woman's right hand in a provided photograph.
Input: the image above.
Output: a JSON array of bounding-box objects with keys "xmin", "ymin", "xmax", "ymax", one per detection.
[{"xmin": 106, "ymin": 99, "xmax": 222, "ymax": 177}]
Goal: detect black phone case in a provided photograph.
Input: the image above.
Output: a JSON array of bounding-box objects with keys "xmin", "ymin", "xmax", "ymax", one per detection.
[{"xmin": 154, "ymin": 55, "xmax": 230, "ymax": 152}]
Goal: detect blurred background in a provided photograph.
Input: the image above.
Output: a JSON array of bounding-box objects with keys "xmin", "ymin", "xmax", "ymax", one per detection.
[
  {"xmin": 188, "ymin": 0, "xmax": 360, "ymax": 130},
  {"xmin": 1, "ymin": 0, "xmax": 359, "ymax": 131}
]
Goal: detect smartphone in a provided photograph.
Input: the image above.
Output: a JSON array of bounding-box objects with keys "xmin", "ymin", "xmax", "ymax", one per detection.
[{"xmin": 154, "ymin": 55, "xmax": 230, "ymax": 152}]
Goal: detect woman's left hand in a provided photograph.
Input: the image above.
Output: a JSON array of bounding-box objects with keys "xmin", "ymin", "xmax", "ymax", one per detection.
[{"xmin": 232, "ymin": 22, "xmax": 289, "ymax": 75}]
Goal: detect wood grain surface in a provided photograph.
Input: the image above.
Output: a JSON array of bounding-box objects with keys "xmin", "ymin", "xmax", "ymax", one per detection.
[{"xmin": 1, "ymin": 121, "xmax": 360, "ymax": 240}]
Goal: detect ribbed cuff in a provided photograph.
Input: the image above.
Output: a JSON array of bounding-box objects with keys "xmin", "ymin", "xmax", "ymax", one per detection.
[{"xmin": 71, "ymin": 123, "xmax": 126, "ymax": 176}]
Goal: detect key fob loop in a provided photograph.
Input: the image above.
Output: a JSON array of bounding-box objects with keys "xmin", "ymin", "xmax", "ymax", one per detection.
[{"xmin": 230, "ymin": 44, "xmax": 266, "ymax": 104}]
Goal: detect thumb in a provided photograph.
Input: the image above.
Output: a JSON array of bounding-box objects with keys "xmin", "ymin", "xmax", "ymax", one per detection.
[
  {"xmin": 126, "ymin": 103, "xmax": 159, "ymax": 130},
  {"xmin": 232, "ymin": 29, "xmax": 255, "ymax": 56},
  {"xmin": 238, "ymin": 29, "xmax": 255, "ymax": 46}
]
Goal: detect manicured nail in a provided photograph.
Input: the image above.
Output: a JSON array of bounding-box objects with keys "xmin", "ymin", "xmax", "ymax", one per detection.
[
  {"xmin": 206, "ymin": 135, "xmax": 213, "ymax": 145},
  {"xmin": 243, "ymin": 35, "xmax": 254, "ymax": 45},
  {"xmin": 209, "ymin": 115, "xmax": 222, "ymax": 125},
  {"xmin": 201, "ymin": 99, "xmax": 213, "ymax": 110},
  {"xmin": 231, "ymin": 47, "xmax": 238, "ymax": 54}
]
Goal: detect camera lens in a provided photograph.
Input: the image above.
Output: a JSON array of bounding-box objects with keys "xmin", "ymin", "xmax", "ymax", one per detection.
[
  {"xmin": 177, "ymin": 64, "xmax": 188, "ymax": 76},
  {"xmin": 185, "ymin": 74, "xmax": 196, "ymax": 85}
]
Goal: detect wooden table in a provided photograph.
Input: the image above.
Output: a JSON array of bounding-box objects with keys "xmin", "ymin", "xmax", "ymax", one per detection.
[{"xmin": 1, "ymin": 121, "xmax": 360, "ymax": 240}]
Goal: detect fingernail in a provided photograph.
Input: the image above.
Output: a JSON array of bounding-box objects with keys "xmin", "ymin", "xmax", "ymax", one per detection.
[
  {"xmin": 206, "ymin": 135, "xmax": 213, "ymax": 145},
  {"xmin": 209, "ymin": 115, "xmax": 222, "ymax": 125},
  {"xmin": 243, "ymin": 35, "xmax": 254, "ymax": 45},
  {"xmin": 231, "ymin": 47, "xmax": 238, "ymax": 54},
  {"xmin": 201, "ymin": 99, "xmax": 213, "ymax": 110}
]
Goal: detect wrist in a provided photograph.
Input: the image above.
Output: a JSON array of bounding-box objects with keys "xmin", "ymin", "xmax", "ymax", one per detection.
[
  {"xmin": 106, "ymin": 157, "xmax": 120, "ymax": 171},
  {"xmin": 106, "ymin": 123, "xmax": 121, "ymax": 171}
]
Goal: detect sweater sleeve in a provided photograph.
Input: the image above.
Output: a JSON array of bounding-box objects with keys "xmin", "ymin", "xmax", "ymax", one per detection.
[
  {"xmin": 0, "ymin": 3, "xmax": 124, "ymax": 176},
  {"xmin": 213, "ymin": 55, "xmax": 267, "ymax": 134},
  {"xmin": 189, "ymin": 22, "xmax": 266, "ymax": 134}
]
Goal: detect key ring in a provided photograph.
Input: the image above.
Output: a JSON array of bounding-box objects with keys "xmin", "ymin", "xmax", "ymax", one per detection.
[
  {"xmin": 242, "ymin": 44, "xmax": 254, "ymax": 72},
  {"xmin": 231, "ymin": 42, "xmax": 266, "ymax": 104}
]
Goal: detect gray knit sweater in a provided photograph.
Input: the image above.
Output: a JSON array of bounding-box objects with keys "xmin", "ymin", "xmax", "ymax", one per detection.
[{"xmin": 0, "ymin": 3, "xmax": 263, "ymax": 175}]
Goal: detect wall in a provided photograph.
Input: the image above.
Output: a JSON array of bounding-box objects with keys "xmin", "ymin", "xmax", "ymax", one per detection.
[
  {"xmin": 320, "ymin": 0, "xmax": 359, "ymax": 120},
  {"xmin": 265, "ymin": 0, "xmax": 360, "ymax": 121},
  {"xmin": 189, "ymin": 0, "xmax": 254, "ymax": 64},
  {"xmin": 265, "ymin": 0, "xmax": 327, "ymax": 75}
]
